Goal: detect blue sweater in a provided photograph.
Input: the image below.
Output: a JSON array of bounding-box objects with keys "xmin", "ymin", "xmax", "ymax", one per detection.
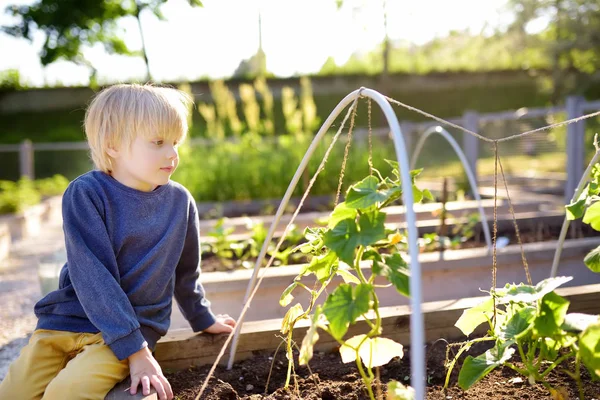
[{"xmin": 34, "ymin": 171, "xmax": 216, "ymax": 360}]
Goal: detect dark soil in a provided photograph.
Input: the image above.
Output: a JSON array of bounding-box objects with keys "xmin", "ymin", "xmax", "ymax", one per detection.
[
  {"xmin": 200, "ymin": 221, "xmax": 600, "ymax": 273},
  {"xmin": 165, "ymin": 339, "xmax": 600, "ymax": 400}
]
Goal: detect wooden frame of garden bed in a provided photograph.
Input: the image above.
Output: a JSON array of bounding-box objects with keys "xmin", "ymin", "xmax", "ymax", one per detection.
[{"xmin": 160, "ymin": 283, "xmax": 600, "ymax": 370}]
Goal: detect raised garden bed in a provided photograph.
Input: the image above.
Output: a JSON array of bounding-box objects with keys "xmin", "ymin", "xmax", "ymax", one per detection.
[
  {"xmin": 170, "ymin": 236, "xmax": 600, "ymax": 327},
  {"xmin": 106, "ymin": 283, "xmax": 600, "ymax": 399},
  {"xmin": 0, "ymin": 195, "xmax": 62, "ymax": 243},
  {"xmin": 198, "ymin": 198, "xmax": 556, "ymax": 237},
  {"xmin": 198, "ymin": 209, "xmax": 583, "ymax": 273}
]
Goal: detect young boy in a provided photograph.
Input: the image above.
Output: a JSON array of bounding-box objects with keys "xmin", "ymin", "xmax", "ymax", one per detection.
[{"xmin": 0, "ymin": 84, "xmax": 236, "ymax": 400}]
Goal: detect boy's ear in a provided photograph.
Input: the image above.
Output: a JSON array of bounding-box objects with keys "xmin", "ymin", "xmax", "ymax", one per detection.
[{"xmin": 106, "ymin": 146, "xmax": 119, "ymax": 158}]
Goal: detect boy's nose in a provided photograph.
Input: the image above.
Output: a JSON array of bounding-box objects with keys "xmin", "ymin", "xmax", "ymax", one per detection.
[{"xmin": 167, "ymin": 147, "xmax": 178, "ymax": 159}]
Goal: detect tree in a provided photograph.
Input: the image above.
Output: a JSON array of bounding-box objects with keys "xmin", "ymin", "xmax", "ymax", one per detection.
[
  {"xmin": 2, "ymin": 0, "xmax": 203, "ymax": 84},
  {"xmin": 508, "ymin": 0, "xmax": 600, "ymax": 102}
]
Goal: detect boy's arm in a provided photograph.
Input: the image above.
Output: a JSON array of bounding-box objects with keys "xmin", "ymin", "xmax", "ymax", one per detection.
[
  {"xmin": 174, "ymin": 200, "xmax": 217, "ymax": 331},
  {"xmin": 63, "ymin": 181, "xmax": 147, "ymax": 360}
]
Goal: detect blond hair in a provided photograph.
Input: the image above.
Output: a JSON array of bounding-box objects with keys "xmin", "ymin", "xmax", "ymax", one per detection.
[{"xmin": 84, "ymin": 83, "xmax": 193, "ymax": 172}]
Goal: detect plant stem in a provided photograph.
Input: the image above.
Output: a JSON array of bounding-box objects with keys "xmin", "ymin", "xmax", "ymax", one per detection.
[
  {"xmin": 575, "ymin": 354, "xmax": 584, "ymax": 400},
  {"xmin": 540, "ymin": 352, "xmax": 573, "ymax": 378},
  {"xmin": 516, "ymin": 340, "xmax": 537, "ymax": 381},
  {"xmin": 284, "ymin": 330, "xmax": 294, "ymax": 388},
  {"xmin": 355, "ymin": 350, "xmax": 376, "ymax": 400},
  {"xmin": 443, "ymin": 337, "xmax": 494, "ymax": 389},
  {"xmin": 354, "ymin": 246, "xmax": 369, "ymax": 284},
  {"xmin": 504, "ymin": 362, "xmax": 530, "ymax": 377}
]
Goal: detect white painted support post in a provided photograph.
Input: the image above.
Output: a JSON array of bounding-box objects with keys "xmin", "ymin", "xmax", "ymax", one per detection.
[
  {"xmin": 565, "ymin": 96, "xmax": 585, "ymax": 203},
  {"xmin": 462, "ymin": 111, "xmax": 479, "ymax": 193},
  {"xmin": 19, "ymin": 139, "xmax": 34, "ymax": 180}
]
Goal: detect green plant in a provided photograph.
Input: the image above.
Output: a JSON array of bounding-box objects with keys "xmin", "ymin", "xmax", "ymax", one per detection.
[
  {"xmin": 0, "ymin": 178, "xmax": 42, "ymax": 214},
  {"xmin": 278, "ymin": 162, "xmax": 431, "ymax": 400},
  {"xmin": 566, "ymin": 163, "xmax": 600, "ymax": 272},
  {"xmin": 416, "ymin": 212, "xmax": 480, "ymax": 252},
  {"xmin": 445, "ymin": 276, "xmax": 600, "ymax": 400},
  {"xmin": 201, "ymin": 219, "xmax": 305, "ymax": 270},
  {"xmin": 34, "ymin": 174, "xmax": 69, "ymax": 198}
]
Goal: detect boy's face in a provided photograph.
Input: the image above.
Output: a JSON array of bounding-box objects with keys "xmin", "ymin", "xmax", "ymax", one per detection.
[{"xmin": 109, "ymin": 135, "xmax": 180, "ymax": 192}]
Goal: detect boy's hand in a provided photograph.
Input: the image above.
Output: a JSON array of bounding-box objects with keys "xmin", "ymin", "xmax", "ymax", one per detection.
[
  {"xmin": 203, "ymin": 313, "xmax": 237, "ymax": 334},
  {"xmin": 128, "ymin": 346, "xmax": 173, "ymax": 400}
]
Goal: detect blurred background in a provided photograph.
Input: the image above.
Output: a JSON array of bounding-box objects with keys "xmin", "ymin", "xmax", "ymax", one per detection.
[{"xmin": 1, "ymin": 0, "xmax": 600, "ymax": 209}]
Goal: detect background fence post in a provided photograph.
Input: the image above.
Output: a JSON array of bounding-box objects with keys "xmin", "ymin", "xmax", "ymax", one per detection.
[
  {"xmin": 19, "ymin": 139, "xmax": 34, "ymax": 180},
  {"xmin": 462, "ymin": 110, "xmax": 479, "ymax": 191},
  {"xmin": 400, "ymin": 121, "xmax": 413, "ymax": 155},
  {"xmin": 565, "ymin": 96, "xmax": 585, "ymax": 203}
]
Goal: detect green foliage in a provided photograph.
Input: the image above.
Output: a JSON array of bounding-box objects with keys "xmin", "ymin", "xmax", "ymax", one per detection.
[
  {"xmin": 0, "ymin": 178, "xmax": 41, "ymax": 214},
  {"xmin": 447, "ymin": 276, "xmax": 600, "ymax": 399},
  {"xmin": 0, "ymin": 69, "xmax": 25, "ymax": 90},
  {"xmin": 565, "ymin": 162, "xmax": 600, "ymax": 272},
  {"xmin": 277, "ymin": 164, "xmax": 428, "ymax": 400},
  {"xmin": 173, "ymin": 133, "xmax": 397, "ymax": 202},
  {"xmin": 2, "ymin": 0, "xmax": 202, "ymax": 80},
  {"xmin": 34, "ymin": 174, "xmax": 69, "ymax": 197},
  {"xmin": 507, "ymin": 0, "xmax": 600, "ymax": 100},
  {"xmin": 0, "ymin": 174, "xmax": 68, "ymax": 214},
  {"xmin": 202, "ymin": 218, "xmax": 304, "ymax": 270}
]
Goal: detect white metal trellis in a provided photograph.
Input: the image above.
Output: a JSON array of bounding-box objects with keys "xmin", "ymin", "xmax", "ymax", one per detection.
[
  {"xmin": 226, "ymin": 87, "xmax": 426, "ymax": 399},
  {"xmin": 411, "ymin": 125, "xmax": 493, "ymax": 252}
]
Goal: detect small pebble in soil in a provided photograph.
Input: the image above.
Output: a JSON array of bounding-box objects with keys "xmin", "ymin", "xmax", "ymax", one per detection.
[
  {"xmin": 246, "ymin": 384, "xmax": 254, "ymax": 391},
  {"xmin": 239, "ymin": 376, "xmax": 244, "ymax": 381}
]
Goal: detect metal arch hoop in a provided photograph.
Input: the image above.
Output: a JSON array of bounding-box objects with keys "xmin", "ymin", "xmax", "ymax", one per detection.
[
  {"xmin": 227, "ymin": 87, "xmax": 426, "ymax": 400},
  {"xmin": 410, "ymin": 125, "xmax": 492, "ymax": 252}
]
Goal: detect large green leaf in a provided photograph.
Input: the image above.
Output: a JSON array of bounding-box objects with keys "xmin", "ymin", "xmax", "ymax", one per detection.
[
  {"xmin": 579, "ymin": 322, "xmax": 600, "ymax": 379},
  {"xmin": 372, "ymin": 253, "xmax": 410, "ymax": 297},
  {"xmin": 583, "ymin": 201, "xmax": 600, "ymax": 231},
  {"xmin": 345, "ymin": 176, "xmax": 387, "ymax": 209},
  {"xmin": 345, "ymin": 176, "xmax": 400, "ymax": 210},
  {"xmin": 323, "ymin": 219, "xmax": 359, "ymax": 266},
  {"xmin": 357, "ymin": 210, "xmax": 387, "ymax": 246},
  {"xmin": 322, "ymin": 283, "xmax": 371, "ymax": 340},
  {"xmin": 496, "ymin": 276, "xmax": 573, "ymax": 304},
  {"xmin": 498, "ymin": 306, "xmax": 536, "ymax": 340},
  {"xmin": 328, "ymin": 202, "xmax": 357, "ymax": 229},
  {"xmin": 455, "ymin": 298, "xmax": 495, "ymax": 336},
  {"xmin": 458, "ymin": 344, "xmax": 515, "ymax": 390},
  {"xmin": 565, "ymin": 198, "xmax": 586, "ymax": 220},
  {"xmin": 533, "ymin": 292, "xmax": 570, "ymax": 337},
  {"xmin": 339, "ymin": 335, "xmax": 404, "ymax": 368},
  {"xmin": 584, "ymin": 245, "xmax": 600, "ymax": 273},
  {"xmin": 279, "ymin": 282, "xmax": 298, "ymax": 307},
  {"xmin": 299, "ymin": 307, "xmax": 322, "ymax": 365},
  {"xmin": 301, "ymin": 251, "xmax": 338, "ymax": 282}
]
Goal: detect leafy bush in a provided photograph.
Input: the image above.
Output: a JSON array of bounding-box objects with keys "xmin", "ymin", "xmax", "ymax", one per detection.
[
  {"xmin": 35, "ymin": 174, "xmax": 70, "ymax": 198},
  {"xmin": 0, "ymin": 174, "xmax": 69, "ymax": 214},
  {"xmin": 0, "ymin": 178, "xmax": 41, "ymax": 214}
]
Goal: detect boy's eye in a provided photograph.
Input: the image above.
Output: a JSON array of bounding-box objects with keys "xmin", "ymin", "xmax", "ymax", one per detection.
[{"xmin": 153, "ymin": 140, "xmax": 164, "ymax": 146}]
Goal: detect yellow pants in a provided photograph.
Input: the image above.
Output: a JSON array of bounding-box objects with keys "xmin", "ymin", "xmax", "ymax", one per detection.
[{"xmin": 0, "ymin": 329, "xmax": 130, "ymax": 400}]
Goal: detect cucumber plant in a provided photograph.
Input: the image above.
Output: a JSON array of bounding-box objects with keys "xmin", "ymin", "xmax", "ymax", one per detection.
[
  {"xmin": 278, "ymin": 160, "xmax": 432, "ymax": 400},
  {"xmin": 566, "ymin": 163, "xmax": 600, "ymax": 272},
  {"xmin": 446, "ymin": 276, "xmax": 600, "ymax": 400}
]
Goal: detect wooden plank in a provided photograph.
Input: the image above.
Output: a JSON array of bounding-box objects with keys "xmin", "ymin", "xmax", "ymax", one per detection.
[{"xmin": 155, "ymin": 284, "xmax": 600, "ymax": 370}]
